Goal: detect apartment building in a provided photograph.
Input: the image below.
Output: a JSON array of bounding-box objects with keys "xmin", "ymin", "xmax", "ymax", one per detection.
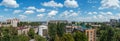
[
  {"xmin": 38, "ymin": 25, "xmax": 48, "ymax": 37},
  {"xmin": 85, "ymin": 29, "xmax": 96, "ymax": 41}
]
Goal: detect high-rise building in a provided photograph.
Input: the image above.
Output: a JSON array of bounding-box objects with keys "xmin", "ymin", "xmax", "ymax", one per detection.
[{"xmin": 85, "ymin": 29, "xmax": 96, "ymax": 41}]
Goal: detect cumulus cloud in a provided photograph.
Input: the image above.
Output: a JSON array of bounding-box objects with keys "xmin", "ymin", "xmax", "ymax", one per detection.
[
  {"xmin": 48, "ymin": 10, "xmax": 58, "ymax": 17},
  {"xmin": 100, "ymin": 12, "xmax": 113, "ymax": 15},
  {"xmin": 64, "ymin": 0, "xmax": 79, "ymax": 8},
  {"xmin": 60, "ymin": 10, "xmax": 78, "ymax": 18},
  {"xmin": 19, "ymin": 15, "xmax": 27, "ymax": 19},
  {"xmin": 37, "ymin": 14, "xmax": 44, "ymax": 18},
  {"xmin": 26, "ymin": 6, "xmax": 36, "ymax": 10},
  {"xmin": 42, "ymin": 0, "xmax": 63, "ymax": 8},
  {"xmin": 24, "ymin": 10, "xmax": 34, "ymax": 14},
  {"xmin": 36, "ymin": 8, "xmax": 45, "ymax": 12},
  {"xmin": 69, "ymin": 12, "xmax": 78, "ymax": 16},
  {"xmin": 99, "ymin": 0, "xmax": 120, "ymax": 9},
  {"xmin": 0, "ymin": 0, "xmax": 19, "ymax": 8},
  {"xmin": 13, "ymin": 10, "xmax": 22, "ymax": 14},
  {"xmin": 88, "ymin": 12, "xmax": 97, "ymax": 15}
]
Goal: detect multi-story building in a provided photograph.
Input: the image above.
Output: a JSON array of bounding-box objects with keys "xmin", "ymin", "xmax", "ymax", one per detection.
[
  {"xmin": 110, "ymin": 19, "xmax": 118, "ymax": 27},
  {"xmin": 38, "ymin": 25, "xmax": 48, "ymax": 37},
  {"xmin": 110, "ymin": 19, "xmax": 118, "ymax": 23},
  {"xmin": 17, "ymin": 27, "xmax": 30, "ymax": 35},
  {"xmin": 7, "ymin": 18, "xmax": 19, "ymax": 27},
  {"xmin": 85, "ymin": 29, "xmax": 96, "ymax": 41}
]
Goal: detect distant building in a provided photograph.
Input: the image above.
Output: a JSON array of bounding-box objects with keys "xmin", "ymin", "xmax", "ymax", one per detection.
[
  {"xmin": 110, "ymin": 19, "xmax": 117, "ymax": 23},
  {"xmin": 85, "ymin": 29, "xmax": 96, "ymax": 41},
  {"xmin": 48, "ymin": 20, "xmax": 68, "ymax": 24},
  {"xmin": 7, "ymin": 18, "xmax": 19, "ymax": 27},
  {"xmin": 110, "ymin": 19, "xmax": 118, "ymax": 27},
  {"xmin": 118, "ymin": 19, "xmax": 120, "ymax": 23},
  {"xmin": 38, "ymin": 25, "xmax": 48, "ymax": 37},
  {"xmin": 66, "ymin": 25, "xmax": 81, "ymax": 33},
  {"xmin": 69, "ymin": 23, "xmax": 96, "ymax": 41}
]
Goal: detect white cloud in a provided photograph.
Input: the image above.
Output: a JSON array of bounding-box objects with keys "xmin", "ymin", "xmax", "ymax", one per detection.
[
  {"xmin": 69, "ymin": 12, "xmax": 78, "ymax": 16},
  {"xmin": 100, "ymin": 12, "xmax": 113, "ymax": 15},
  {"xmin": 24, "ymin": 10, "xmax": 34, "ymax": 14},
  {"xmin": 36, "ymin": 8, "xmax": 45, "ymax": 12},
  {"xmin": 88, "ymin": 12, "xmax": 97, "ymax": 15},
  {"xmin": 19, "ymin": 15, "xmax": 27, "ymax": 19},
  {"xmin": 60, "ymin": 10, "xmax": 78, "ymax": 18},
  {"xmin": 61, "ymin": 10, "xmax": 70, "ymax": 17},
  {"xmin": 42, "ymin": 0, "xmax": 63, "ymax": 8},
  {"xmin": 26, "ymin": 6, "xmax": 36, "ymax": 10},
  {"xmin": 48, "ymin": 10, "xmax": 58, "ymax": 17},
  {"xmin": 98, "ymin": 15, "xmax": 104, "ymax": 19},
  {"xmin": 64, "ymin": 0, "xmax": 79, "ymax": 8},
  {"xmin": 99, "ymin": 0, "xmax": 120, "ymax": 9},
  {"xmin": 13, "ymin": 10, "xmax": 22, "ymax": 14},
  {"xmin": 0, "ymin": 0, "xmax": 19, "ymax": 8},
  {"xmin": 37, "ymin": 14, "xmax": 44, "ymax": 17}
]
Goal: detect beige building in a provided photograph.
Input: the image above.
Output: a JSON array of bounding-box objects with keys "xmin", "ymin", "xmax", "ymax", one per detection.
[
  {"xmin": 85, "ymin": 29, "xmax": 96, "ymax": 41},
  {"xmin": 66, "ymin": 25, "xmax": 80, "ymax": 33},
  {"xmin": 17, "ymin": 27, "xmax": 30, "ymax": 35},
  {"xmin": 7, "ymin": 18, "xmax": 19, "ymax": 27}
]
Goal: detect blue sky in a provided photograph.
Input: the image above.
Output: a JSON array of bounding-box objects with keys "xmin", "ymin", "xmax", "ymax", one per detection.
[{"xmin": 0, "ymin": 0, "xmax": 120, "ymax": 22}]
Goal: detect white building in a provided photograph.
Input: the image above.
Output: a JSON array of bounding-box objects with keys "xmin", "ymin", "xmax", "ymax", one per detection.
[
  {"xmin": 38, "ymin": 25, "xmax": 48, "ymax": 37},
  {"xmin": 7, "ymin": 18, "xmax": 19, "ymax": 27}
]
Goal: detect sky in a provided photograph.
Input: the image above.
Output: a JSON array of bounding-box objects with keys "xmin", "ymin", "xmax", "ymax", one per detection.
[{"xmin": 0, "ymin": 0, "xmax": 120, "ymax": 22}]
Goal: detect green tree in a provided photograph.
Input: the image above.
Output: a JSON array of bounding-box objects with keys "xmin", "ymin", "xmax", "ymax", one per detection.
[
  {"xmin": 99, "ymin": 26, "xmax": 115, "ymax": 41},
  {"xmin": 28, "ymin": 28, "xmax": 35, "ymax": 39},
  {"xmin": 48, "ymin": 23, "xmax": 57, "ymax": 41},
  {"xmin": 113, "ymin": 28, "xmax": 120, "ymax": 41},
  {"xmin": 61, "ymin": 33, "xmax": 74, "ymax": 41},
  {"xmin": 73, "ymin": 31, "xmax": 88, "ymax": 41},
  {"xmin": 48, "ymin": 22, "xmax": 66, "ymax": 41},
  {"xmin": 34, "ymin": 35, "xmax": 46, "ymax": 41},
  {"xmin": 57, "ymin": 23, "xmax": 66, "ymax": 37},
  {"xmin": 54, "ymin": 34, "xmax": 60, "ymax": 41},
  {"xmin": 18, "ymin": 34, "xmax": 30, "ymax": 41}
]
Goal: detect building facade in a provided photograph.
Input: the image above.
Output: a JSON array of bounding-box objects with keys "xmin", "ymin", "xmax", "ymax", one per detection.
[
  {"xmin": 38, "ymin": 25, "xmax": 48, "ymax": 37},
  {"xmin": 85, "ymin": 29, "xmax": 96, "ymax": 41}
]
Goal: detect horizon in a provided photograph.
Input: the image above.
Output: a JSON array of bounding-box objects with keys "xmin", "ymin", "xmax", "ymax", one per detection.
[{"xmin": 0, "ymin": 0, "xmax": 120, "ymax": 22}]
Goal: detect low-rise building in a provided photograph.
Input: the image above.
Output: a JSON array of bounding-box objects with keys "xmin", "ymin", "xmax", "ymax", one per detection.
[{"xmin": 17, "ymin": 27, "xmax": 30, "ymax": 35}]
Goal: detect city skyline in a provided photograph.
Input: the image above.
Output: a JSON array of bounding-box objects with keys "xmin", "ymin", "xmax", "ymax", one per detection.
[{"xmin": 0, "ymin": 0, "xmax": 120, "ymax": 22}]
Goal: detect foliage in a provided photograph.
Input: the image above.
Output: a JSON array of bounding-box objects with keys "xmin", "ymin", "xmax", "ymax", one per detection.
[
  {"xmin": 34, "ymin": 35, "xmax": 46, "ymax": 41},
  {"xmin": 56, "ymin": 23, "xmax": 66, "ymax": 37},
  {"xmin": 48, "ymin": 22, "xmax": 66, "ymax": 41},
  {"xmin": 28, "ymin": 28, "xmax": 35, "ymax": 39},
  {"xmin": 48, "ymin": 23, "xmax": 57, "ymax": 41},
  {"xmin": 54, "ymin": 34, "xmax": 60, "ymax": 41},
  {"xmin": 18, "ymin": 22, "xmax": 41, "ymax": 27},
  {"xmin": 73, "ymin": 31, "xmax": 88, "ymax": 41},
  {"xmin": 61, "ymin": 33, "xmax": 74, "ymax": 41},
  {"xmin": 18, "ymin": 34, "xmax": 30, "ymax": 41},
  {"xmin": 99, "ymin": 25, "xmax": 115, "ymax": 41}
]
